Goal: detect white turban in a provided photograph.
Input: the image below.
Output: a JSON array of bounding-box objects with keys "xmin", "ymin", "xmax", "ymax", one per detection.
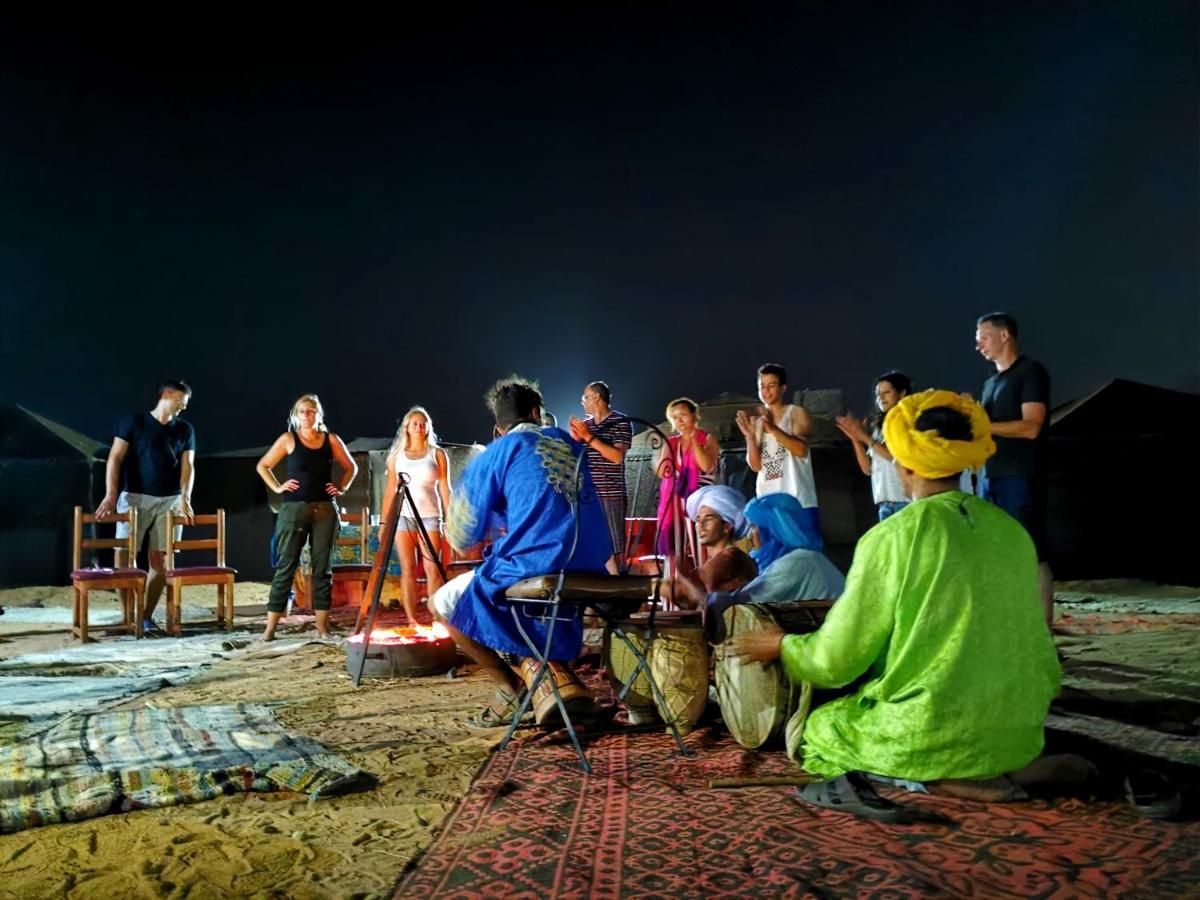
[{"xmin": 685, "ymin": 485, "xmax": 749, "ymax": 538}]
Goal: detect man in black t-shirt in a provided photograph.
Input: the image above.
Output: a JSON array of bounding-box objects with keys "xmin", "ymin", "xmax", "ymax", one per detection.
[
  {"xmin": 975, "ymin": 313, "xmax": 1053, "ymax": 625},
  {"xmin": 95, "ymin": 379, "xmax": 197, "ymax": 633}
]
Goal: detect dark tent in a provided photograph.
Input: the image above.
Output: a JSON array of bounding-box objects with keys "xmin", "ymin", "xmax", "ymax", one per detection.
[
  {"xmin": 0, "ymin": 403, "xmax": 106, "ymax": 587},
  {"xmin": 1046, "ymin": 379, "xmax": 1200, "ymax": 585}
]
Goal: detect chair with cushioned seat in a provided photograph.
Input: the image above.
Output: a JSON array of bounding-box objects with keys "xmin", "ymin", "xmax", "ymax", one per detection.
[
  {"xmin": 164, "ymin": 509, "xmax": 236, "ymax": 635},
  {"xmin": 71, "ymin": 506, "xmax": 147, "ymax": 642}
]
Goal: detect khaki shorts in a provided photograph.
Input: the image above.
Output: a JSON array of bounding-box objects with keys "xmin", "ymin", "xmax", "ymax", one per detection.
[
  {"xmin": 115, "ymin": 492, "xmax": 184, "ymax": 553},
  {"xmin": 431, "ymin": 570, "xmax": 474, "ymax": 621}
]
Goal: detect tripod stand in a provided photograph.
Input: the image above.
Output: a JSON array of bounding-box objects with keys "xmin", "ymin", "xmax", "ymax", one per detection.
[{"xmin": 351, "ymin": 471, "xmax": 448, "ymax": 686}]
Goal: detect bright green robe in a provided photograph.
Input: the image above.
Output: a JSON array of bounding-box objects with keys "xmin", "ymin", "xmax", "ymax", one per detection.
[{"xmin": 780, "ymin": 491, "xmax": 1060, "ymax": 781}]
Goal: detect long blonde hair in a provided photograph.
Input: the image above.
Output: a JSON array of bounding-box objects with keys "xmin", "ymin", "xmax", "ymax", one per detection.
[
  {"xmin": 288, "ymin": 393, "xmax": 328, "ymax": 432},
  {"xmin": 388, "ymin": 405, "xmax": 439, "ymax": 459}
]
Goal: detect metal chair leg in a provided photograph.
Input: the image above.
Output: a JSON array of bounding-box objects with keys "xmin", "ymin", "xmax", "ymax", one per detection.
[{"xmin": 498, "ymin": 682, "xmax": 537, "ymax": 751}]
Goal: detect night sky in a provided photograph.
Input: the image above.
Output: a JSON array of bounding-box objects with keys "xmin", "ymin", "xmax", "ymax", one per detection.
[{"xmin": 2, "ymin": 3, "xmax": 1196, "ymax": 452}]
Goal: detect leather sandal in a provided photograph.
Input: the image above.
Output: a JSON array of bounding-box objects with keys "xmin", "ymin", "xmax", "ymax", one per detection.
[{"xmin": 466, "ymin": 688, "xmax": 526, "ymax": 729}]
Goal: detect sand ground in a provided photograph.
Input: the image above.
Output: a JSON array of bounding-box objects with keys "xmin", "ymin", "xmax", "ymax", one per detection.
[
  {"xmin": 2, "ymin": 580, "xmax": 1197, "ymax": 898},
  {"xmin": 0, "ymin": 583, "xmax": 499, "ymax": 900}
]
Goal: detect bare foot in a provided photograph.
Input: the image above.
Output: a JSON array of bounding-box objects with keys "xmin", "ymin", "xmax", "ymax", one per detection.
[{"xmin": 260, "ymin": 632, "xmax": 276, "ymax": 642}]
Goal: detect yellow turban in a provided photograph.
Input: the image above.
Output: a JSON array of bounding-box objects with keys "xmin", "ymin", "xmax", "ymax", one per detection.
[{"xmin": 882, "ymin": 389, "xmax": 996, "ymax": 480}]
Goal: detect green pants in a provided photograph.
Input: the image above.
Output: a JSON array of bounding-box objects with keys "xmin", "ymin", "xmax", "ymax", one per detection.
[{"xmin": 268, "ymin": 501, "xmax": 339, "ymax": 612}]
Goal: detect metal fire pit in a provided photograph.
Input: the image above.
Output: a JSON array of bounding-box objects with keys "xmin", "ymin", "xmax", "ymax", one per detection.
[{"xmin": 345, "ymin": 629, "xmax": 457, "ymax": 678}]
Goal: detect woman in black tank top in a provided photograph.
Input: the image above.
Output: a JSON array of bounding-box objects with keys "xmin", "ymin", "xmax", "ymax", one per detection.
[
  {"xmin": 283, "ymin": 430, "xmax": 335, "ymax": 503},
  {"xmin": 255, "ymin": 394, "xmax": 359, "ymax": 640}
]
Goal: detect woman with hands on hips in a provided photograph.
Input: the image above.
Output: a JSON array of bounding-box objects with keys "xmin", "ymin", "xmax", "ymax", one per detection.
[{"xmin": 255, "ymin": 393, "xmax": 358, "ymax": 641}]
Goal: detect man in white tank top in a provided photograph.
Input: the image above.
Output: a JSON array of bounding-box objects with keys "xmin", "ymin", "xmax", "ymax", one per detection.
[{"xmin": 735, "ymin": 363, "xmax": 819, "ymax": 508}]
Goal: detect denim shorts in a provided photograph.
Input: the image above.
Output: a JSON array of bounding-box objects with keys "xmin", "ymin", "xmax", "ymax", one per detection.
[
  {"xmin": 877, "ymin": 500, "xmax": 910, "ymax": 522},
  {"xmin": 401, "ymin": 515, "xmax": 442, "ymax": 534}
]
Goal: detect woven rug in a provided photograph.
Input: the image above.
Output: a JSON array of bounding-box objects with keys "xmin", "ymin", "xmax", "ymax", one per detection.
[
  {"xmin": 1, "ymin": 704, "xmax": 366, "ymax": 833},
  {"xmin": 396, "ymin": 724, "xmax": 1200, "ymax": 898}
]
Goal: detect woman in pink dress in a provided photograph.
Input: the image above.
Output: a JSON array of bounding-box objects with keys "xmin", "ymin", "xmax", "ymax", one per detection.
[{"xmin": 655, "ymin": 398, "xmax": 719, "ymax": 571}]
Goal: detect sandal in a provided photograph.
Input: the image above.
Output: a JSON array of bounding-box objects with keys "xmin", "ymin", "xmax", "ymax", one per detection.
[
  {"xmin": 466, "ymin": 688, "xmax": 526, "ymax": 729},
  {"xmin": 795, "ymin": 773, "xmax": 905, "ymax": 822},
  {"xmin": 1124, "ymin": 769, "xmax": 1182, "ymax": 820}
]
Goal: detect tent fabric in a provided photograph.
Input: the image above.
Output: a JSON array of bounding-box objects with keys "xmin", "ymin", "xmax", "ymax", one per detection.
[
  {"xmin": 0, "ymin": 402, "xmax": 105, "ymax": 586},
  {"xmin": 0, "ymin": 403, "xmax": 104, "ymax": 460}
]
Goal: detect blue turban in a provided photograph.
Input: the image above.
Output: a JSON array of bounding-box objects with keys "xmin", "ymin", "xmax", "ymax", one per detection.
[{"xmin": 744, "ymin": 493, "xmax": 824, "ymax": 571}]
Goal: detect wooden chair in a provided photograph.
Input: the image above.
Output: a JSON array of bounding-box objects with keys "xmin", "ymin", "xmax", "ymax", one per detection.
[
  {"xmin": 164, "ymin": 509, "xmax": 237, "ymax": 636},
  {"xmin": 332, "ymin": 507, "xmax": 373, "ymax": 605},
  {"xmin": 71, "ymin": 506, "xmax": 146, "ymax": 642}
]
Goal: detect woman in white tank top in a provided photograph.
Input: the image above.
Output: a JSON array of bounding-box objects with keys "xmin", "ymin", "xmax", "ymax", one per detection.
[{"xmin": 382, "ymin": 406, "xmax": 452, "ymax": 624}]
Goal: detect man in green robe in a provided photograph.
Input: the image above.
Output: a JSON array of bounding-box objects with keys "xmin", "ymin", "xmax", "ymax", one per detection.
[{"xmin": 733, "ymin": 390, "xmax": 1060, "ymax": 811}]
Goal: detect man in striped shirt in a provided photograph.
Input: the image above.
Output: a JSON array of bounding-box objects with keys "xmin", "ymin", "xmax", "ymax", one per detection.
[{"xmin": 569, "ymin": 381, "xmax": 634, "ymax": 573}]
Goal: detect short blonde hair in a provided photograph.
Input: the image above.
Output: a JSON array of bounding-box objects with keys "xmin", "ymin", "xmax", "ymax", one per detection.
[{"xmin": 288, "ymin": 393, "xmax": 328, "ymax": 432}]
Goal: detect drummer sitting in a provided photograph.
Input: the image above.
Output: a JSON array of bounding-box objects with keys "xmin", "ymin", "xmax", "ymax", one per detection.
[
  {"xmin": 431, "ymin": 376, "xmax": 613, "ymax": 728},
  {"xmin": 732, "ymin": 391, "xmax": 1060, "ymax": 819},
  {"xmin": 707, "ymin": 493, "xmax": 845, "ymax": 640},
  {"xmin": 667, "ymin": 485, "xmax": 758, "ymax": 610}
]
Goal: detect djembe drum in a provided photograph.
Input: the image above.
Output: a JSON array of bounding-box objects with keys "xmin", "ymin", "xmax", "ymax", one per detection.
[
  {"xmin": 605, "ymin": 611, "xmax": 709, "ymax": 733},
  {"xmin": 714, "ymin": 600, "xmax": 833, "ymax": 749}
]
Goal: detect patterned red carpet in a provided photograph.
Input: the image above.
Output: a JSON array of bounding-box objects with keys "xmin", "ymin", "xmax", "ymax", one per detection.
[{"xmin": 395, "ymin": 723, "xmax": 1198, "ymax": 898}]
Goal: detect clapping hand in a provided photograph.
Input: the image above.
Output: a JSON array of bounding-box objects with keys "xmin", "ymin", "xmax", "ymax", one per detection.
[
  {"xmin": 835, "ymin": 415, "xmax": 870, "ymax": 444},
  {"xmin": 734, "ymin": 409, "xmax": 757, "ymax": 440},
  {"xmin": 568, "ymin": 417, "xmax": 593, "ymax": 444},
  {"xmin": 758, "ymin": 405, "xmax": 777, "ymax": 433}
]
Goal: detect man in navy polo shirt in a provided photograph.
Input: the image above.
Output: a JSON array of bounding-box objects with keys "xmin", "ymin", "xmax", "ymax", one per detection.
[
  {"xmin": 975, "ymin": 313, "xmax": 1053, "ymax": 625},
  {"xmin": 95, "ymin": 379, "xmax": 196, "ymax": 634}
]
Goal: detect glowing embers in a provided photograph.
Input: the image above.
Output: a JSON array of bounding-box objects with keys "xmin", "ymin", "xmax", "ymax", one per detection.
[
  {"xmin": 345, "ymin": 622, "xmax": 451, "ymax": 646},
  {"xmin": 344, "ymin": 622, "xmax": 457, "ymax": 678}
]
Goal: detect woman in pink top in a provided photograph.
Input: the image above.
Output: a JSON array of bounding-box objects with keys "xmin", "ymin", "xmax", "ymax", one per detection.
[
  {"xmin": 382, "ymin": 406, "xmax": 452, "ymax": 624},
  {"xmin": 656, "ymin": 397, "xmax": 719, "ymax": 567}
]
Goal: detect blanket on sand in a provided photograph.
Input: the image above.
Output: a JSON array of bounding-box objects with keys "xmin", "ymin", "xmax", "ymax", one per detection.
[{"xmin": 1, "ymin": 704, "xmax": 366, "ymax": 833}]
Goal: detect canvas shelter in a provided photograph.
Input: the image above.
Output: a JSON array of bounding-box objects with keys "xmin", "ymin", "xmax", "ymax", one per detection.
[
  {"xmin": 1046, "ymin": 378, "xmax": 1199, "ymax": 585},
  {"xmin": 0, "ymin": 403, "xmax": 106, "ymax": 587}
]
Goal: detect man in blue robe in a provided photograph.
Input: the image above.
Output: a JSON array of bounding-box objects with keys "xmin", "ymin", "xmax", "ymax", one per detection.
[{"xmin": 432, "ymin": 375, "xmax": 611, "ymax": 727}]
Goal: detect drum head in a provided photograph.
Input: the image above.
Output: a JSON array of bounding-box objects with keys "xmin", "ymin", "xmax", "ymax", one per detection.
[{"xmin": 715, "ymin": 604, "xmax": 794, "ymax": 749}]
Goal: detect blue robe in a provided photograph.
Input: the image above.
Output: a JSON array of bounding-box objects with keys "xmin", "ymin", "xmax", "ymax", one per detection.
[{"xmin": 445, "ymin": 425, "xmax": 611, "ymax": 659}]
